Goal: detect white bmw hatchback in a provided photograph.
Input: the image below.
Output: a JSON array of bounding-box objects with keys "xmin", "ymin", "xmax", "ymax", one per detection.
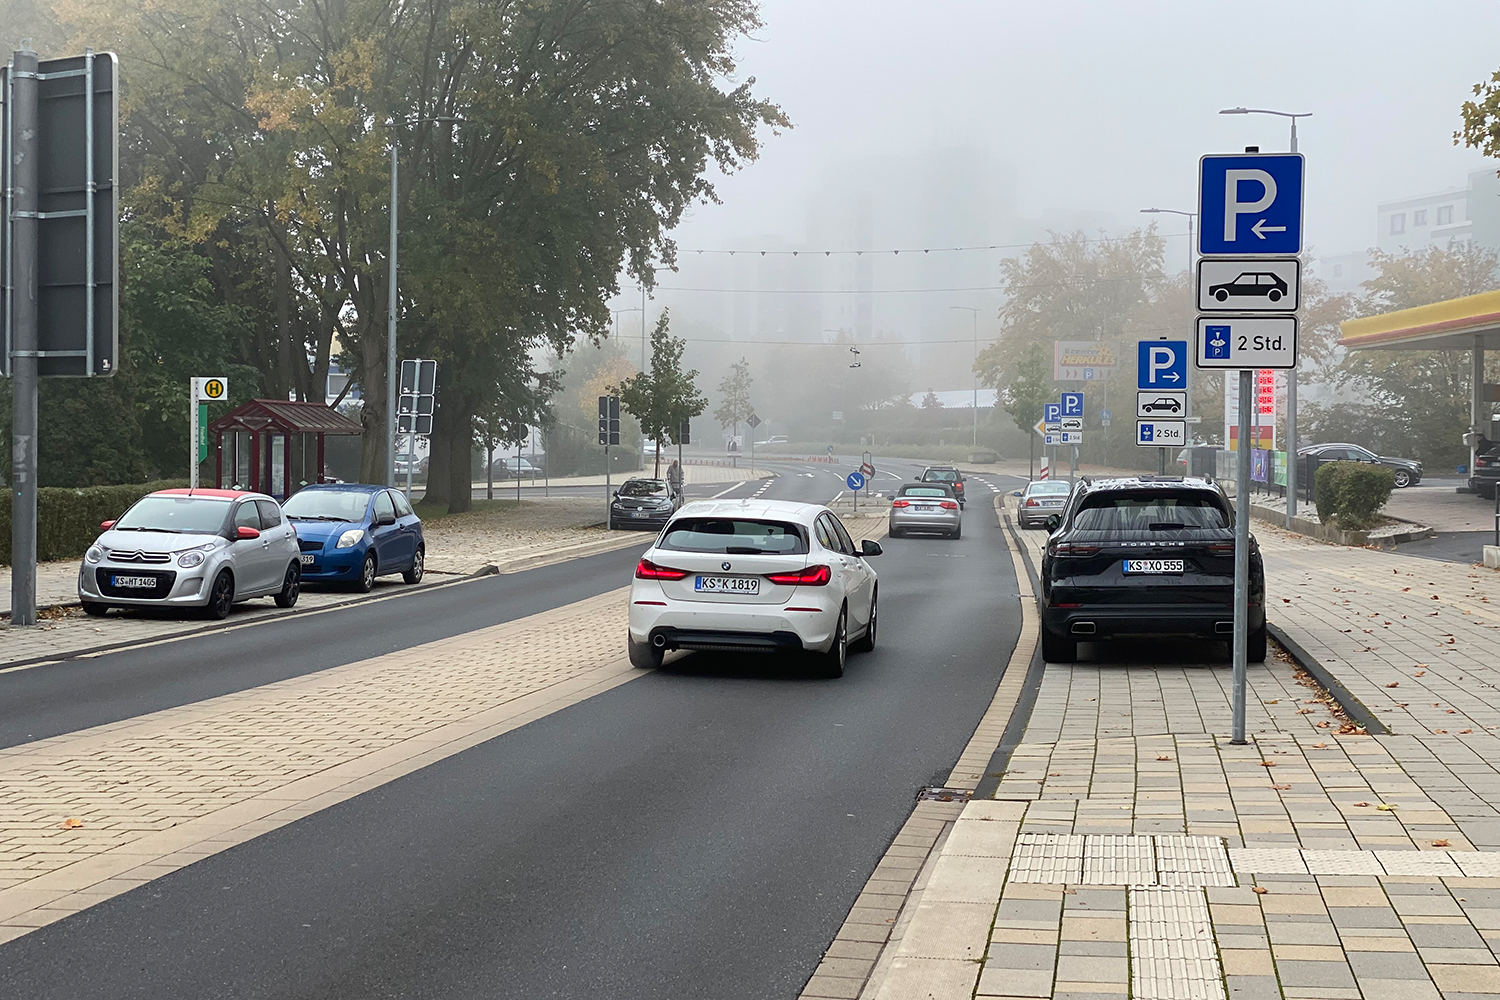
[{"xmin": 627, "ymin": 499, "xmax": 881, "ymax": 677}]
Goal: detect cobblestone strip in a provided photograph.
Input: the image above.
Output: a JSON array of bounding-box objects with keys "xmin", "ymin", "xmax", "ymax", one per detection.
[{"xmin": 0, "ymin": 587, "xmax": 636, "ymax": 943}]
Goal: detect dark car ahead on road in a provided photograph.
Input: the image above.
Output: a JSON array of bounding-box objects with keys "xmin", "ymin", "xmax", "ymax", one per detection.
[
  {"xmin": 1298, "ymin": 443, "xmax": 1422, "ymax": 489},
  {"xmin": 281, "ymin": 484, "xmax": 425, "ymax": 592},
  {"xmin": 919, "ymin": 465, "xmax": 966, "ymax": 507},
  {"xmin": 1039, "ymin": 476, "xmax": 1264, "ymax": 664},
  {"xmin": 1474, "ymin": 439, "xmax": 1500, "ymax": 498},
  {"xmin": 609, "ymin": 478, "xmax": 682, "ymax": 531}
]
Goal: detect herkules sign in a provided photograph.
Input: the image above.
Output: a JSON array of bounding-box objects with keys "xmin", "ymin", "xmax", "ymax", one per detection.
[{"xmin": 1053, "ymin": 341, "xmax": 1118, "ymax": 381}]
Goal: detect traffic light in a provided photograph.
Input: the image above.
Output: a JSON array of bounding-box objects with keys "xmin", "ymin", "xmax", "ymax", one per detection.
[
  {"xmin": 597, "ymin": 395, "xmax": 620, "ymax": 446},
  {"xmin": 398, "ymin": 359, "xmax": 437, "ymax": 435},
  {"xmin": 679, "ymin": 419, "xmax": 691, "ymax": 445}
]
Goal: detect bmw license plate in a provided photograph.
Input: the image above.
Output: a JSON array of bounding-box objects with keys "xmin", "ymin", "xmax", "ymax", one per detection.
[
  {"xmin": 695, "ymin": 575, "xmax": 760, "ymax": 595},
  {"xmin": 1123, "ymin": 559, "xmax": 1184, "ymax": 574},
  {"xmin": 300, "ymin": 554, "xmax": 315, "ymax": 565},
  {"xmin": 111, "ymin": 575, "xmax": 156, "ymax": 589}
]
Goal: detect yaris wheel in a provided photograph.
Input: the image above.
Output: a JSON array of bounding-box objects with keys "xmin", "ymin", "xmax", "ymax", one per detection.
[
  {"xmin": 403, "ymin": 547, "xmax": 425, "ymax": 584},
  {"xmin": 355, "ymin": 553, "xmax": 377, "ymax": 593}
]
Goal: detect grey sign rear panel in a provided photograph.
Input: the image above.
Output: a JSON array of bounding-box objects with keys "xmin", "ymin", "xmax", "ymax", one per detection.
[{"xmin": 2, "ymin": 51, "xmax": 118, "ymax": 378}]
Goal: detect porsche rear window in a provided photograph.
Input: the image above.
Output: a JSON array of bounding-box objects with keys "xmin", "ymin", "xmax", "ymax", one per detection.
[
  {"xmin": 658, "ymin": 518, "xmax": 809, "ymax": 555},
  {"xmin": 1071, "ymin": 494, "xmax": 1229, "ymax": 531}
]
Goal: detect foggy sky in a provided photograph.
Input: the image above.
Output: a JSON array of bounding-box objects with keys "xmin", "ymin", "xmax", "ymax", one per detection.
[{"xmin": 671, "ymin": 0, "xmax": 1500, "ymax": 261}]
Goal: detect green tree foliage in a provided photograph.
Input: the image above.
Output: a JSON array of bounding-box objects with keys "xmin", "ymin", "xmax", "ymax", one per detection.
[
  {"xmin": 714, "ymin": 358, "xmax": 755, "ymax": 436},
  {"xmin": 65, "ymin": 0, "xmax": 786, "ymax": 496},
  {"xmin": 999, "ymin": 342, "xmax": 1054, "ymax": 436},
  {"xmin": 610, "ymin": 312, "xmax": 707, "ymax": 478}
]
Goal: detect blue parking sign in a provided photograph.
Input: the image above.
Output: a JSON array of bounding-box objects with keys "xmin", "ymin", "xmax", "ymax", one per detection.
[
  {"xmin": 1043, "ymin": 403, "xmax": 1061, "ymax": 423},
  {"xmin": 1060, "ymin": 392, "xmax": 1084, "ymax": 417},
  {"xmin": 1199, "ymin": 153, "xmax": 1304, "ymax": 256},
  {"xmin": 1137, "ymin": 340, "xmax": 1188, "ymax": 390}
]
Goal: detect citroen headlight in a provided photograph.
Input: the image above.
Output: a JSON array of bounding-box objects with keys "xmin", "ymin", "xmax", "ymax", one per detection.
[
  {"xmin": 177, "ymin": 550, "xmax": 206, "ymax": 568},
  {"xmin": 85, "ymin": 546, "xmax": 103, "ymax": 564},
  {"xmin": 336, "ymin": 529, "xmax": 364, "ymax": 549}
]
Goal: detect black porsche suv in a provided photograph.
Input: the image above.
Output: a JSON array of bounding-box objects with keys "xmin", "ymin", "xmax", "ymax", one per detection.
[{"xmin": 1038, "ymin": 476, "xmax": 1265, "ymax": 663}]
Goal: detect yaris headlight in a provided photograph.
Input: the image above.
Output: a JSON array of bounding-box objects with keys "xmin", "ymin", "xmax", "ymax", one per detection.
[
  {"xmin": 85, "ymin": 546, "xmax": 103, "ymax": 564},
  {"xmin": 336, "ymin": 529, "xmax": 364, "ymax": 549}
]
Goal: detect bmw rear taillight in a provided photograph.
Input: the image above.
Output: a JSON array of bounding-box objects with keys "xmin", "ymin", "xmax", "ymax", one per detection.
[
  {"xmin": 635, "ymin": 558, "xmax": 689, "ymax": 581},
  {"xmin": 766, "ymin": 564, "xmax": 832, "ymax": 586},
  {"xmin": 891, "ymin": 499, "xmax": 910, "ymax": 508},
  {"xmin": 1025, "ymin": 498, "xmax": 1040, "ymax": 507},
  {"xmin": 939, "ymin": 501, "xmax": 958, "ymax": 509}
]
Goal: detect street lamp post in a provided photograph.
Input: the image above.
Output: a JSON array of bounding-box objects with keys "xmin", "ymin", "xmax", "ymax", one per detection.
[
  {"xmin": 950, "ymin": 306, "xmax": 981, "ymax": 449},
  {"xmin": 1138, "ymin": 207, "xmax": 1196, "ymax": 275},
  {"xmin": 384, "ymin": 115, "xmax": 460, "ymax": 487},
  {"xmin": 1220, "ymin": 107, "xmax": 1311, "ymax": 524}
]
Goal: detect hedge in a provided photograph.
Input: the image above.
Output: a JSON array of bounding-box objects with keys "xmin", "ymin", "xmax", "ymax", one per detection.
[
  {"xmin": 1313, "ymin": 461, "xmax": 1394, "ymax": 531},
  {"xmin": 0, "ymin": 480, "xmax": 188, "ymax": 565}
]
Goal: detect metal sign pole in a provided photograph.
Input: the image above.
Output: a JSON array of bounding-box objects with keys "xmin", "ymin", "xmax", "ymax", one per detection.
[
  {"xmin": 1232, "ymin": 367, "xmax": 1253, "ymax": 744},
  {"xmin": 189, "ymin": 381, "xmax": 198, "ymax": 488},
  {"xmin": 8, "ymin": 48, "xmax": 39, "ymax": 627},
  {"xmin": 604, "ymin": 444, "xmax": 611, "ymax": 530}
]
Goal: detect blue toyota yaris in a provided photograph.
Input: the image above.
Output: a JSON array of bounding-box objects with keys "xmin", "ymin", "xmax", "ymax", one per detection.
[{"xmin": 280, "ymin": 484, "xmax": 425, "ymax": 591}]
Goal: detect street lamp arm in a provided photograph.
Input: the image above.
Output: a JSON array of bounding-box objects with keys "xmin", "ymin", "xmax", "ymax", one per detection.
[{"xmin": 1219, "ymin": 107, "xmax": 1311, "ymax": 119}]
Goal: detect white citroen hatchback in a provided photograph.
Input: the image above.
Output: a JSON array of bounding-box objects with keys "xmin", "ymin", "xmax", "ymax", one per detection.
[{"xmin": 627, "ymin": 499, "xmax": 881, "ymax": 677}]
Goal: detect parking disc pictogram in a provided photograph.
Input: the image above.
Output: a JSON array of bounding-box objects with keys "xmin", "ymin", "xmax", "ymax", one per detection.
[{"xmin": 846, "ymin": 471, "xmax": 866, "ymax": 491}]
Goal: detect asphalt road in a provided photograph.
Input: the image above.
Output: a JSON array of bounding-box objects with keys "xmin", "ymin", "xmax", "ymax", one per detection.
[
  {"xmin": 1392, "ymin": 529, "xmax": 1493, "ymax": 565},
  {"xmin": 0, "ymin": 459, "xmax": 1026, "ymax": 1000}
]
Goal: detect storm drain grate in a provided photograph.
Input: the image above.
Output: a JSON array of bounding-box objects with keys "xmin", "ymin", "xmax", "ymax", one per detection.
[{"xmin": 916, "ymin": 786, "xmax": 973, "ymax": 803}]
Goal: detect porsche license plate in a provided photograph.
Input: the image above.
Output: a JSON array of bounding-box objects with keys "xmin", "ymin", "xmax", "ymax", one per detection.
[
  {"xmin": 111, "ymin": 575, "xmax": 156, "ymax": 589},
  {"xmin": 694, "ymin": 575, "xmax": 760, "ymax": 595},
  {"xmin": 1123, "ymin": 559, "xmax": 1184, "ymax": 574}
]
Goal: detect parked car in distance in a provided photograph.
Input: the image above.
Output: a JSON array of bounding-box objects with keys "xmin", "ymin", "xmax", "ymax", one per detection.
[
  {"xmin": 919, "ymin": 465, "xmax": 966, "ymax": 507},
  {"xmin": 1208, "ymin": 271, "xmax": 1288, "ymax": 302},
  {"xmin": 78, "ymin": 489, "xmax": 302, "ymax": 620},
  {"xmin": 1473, "ymin": 439, "xmax": 1500, "ymax": 498},
  {"xmin": 1298, "ymin": 443, "xmax": 1422, "ymax": 489},
  {"xmin": 627, "ymin": 499, "xmax": 881, "ymax": 677},
  {"xmin": 755, "ymin": 435, "xmax": 789, "ymax": 446},
  {"xmin": 609, "ymin": 478, "xmax": 683, "ymax": 531},
  {"xmin": 490, "ymin": 457, "xmax": 540, "ymax": 478},
  {"xmin": 889, "ymin": 482, "xmax": 962, "ymax": 538},
  {"xmin": 1039, "ymin": 476, "xmax": 1264, "ymax": 664},
  {"xmin": 280, "ymin": 484, "xmax": 425, "ymax": 592},
  {"xmin": 1017, "ymin": 479, "xmax": 1072, "ymax": 529}
]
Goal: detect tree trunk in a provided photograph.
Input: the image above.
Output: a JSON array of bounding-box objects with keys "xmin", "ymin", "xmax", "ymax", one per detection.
[
  {"xmin": 425, "ymin": 390, "xmax": 453, "ymax": 508},
  {"xmin": 274, "ymin": 236, "xmax": 295, "ymax": 400},
  {"xmin": 446, "ymin": 396, "xmax": 473, "ymax": 514},
  {"xmin": 653, "ymin": 438, "xmax": 661, "ymax": 478}
]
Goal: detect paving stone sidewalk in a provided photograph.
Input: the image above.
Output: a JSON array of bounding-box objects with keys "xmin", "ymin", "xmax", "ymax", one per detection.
[{"xmin": 867, "ymin": 504, "xmax": 1500, "ymax": 1000}]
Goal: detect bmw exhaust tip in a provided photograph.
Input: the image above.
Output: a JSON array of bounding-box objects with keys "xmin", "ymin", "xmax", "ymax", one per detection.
[{"xmin": 652, "ymin": 634, "xmax": 668, "ymax": 649}]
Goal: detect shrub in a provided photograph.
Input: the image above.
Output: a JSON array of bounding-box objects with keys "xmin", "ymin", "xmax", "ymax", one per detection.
[
  {"xmin": 0, "ymin": 480, "xmax": 187, "ymax": 565},
  {"xmin": 1313, "ymin": 462, "xmax": 1394, "ymax": 531}
]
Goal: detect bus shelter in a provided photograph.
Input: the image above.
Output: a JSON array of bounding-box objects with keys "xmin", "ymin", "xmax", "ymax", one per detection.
[
  {"xmin": 1339, "ymin": 289, "xmax": 1500, "ymax": 474},
  {"xmin": 208, "ymin": 399, "xmax": 363, "ymax": 499}
]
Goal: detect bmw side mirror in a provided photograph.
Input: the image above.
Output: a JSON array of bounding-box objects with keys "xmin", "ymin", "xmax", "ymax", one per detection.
[
  {"xmin": 1011, "ymin": 490, "xmax": 1022, "ymax": 497},
  {"xmin": 860, "ymin": 539, "xmax": 883, "ymax": 557},
  {"xmin": 1045, "ymin": 514, "xmax": 1062, "ymax": 532}
]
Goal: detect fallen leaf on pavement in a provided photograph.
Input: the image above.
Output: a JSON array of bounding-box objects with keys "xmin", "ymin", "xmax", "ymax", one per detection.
[
  {"xmin": 1402, "ymin": 587, "xmax": 1411, "ymax": 592},
  {"xmin": 1433, "ymin": 839, "xmax": 1451, "ymax": 847},
  {"xmin": 1461, "ymin": 730, "xmax": 1473, "ymax": 735},
  {"xmin": 1260, "ymin": 760, "xmax": 1276, "ymax": 767},
  {"xmin": 1415, "ymin": 670, "xmax": 1426, "ymax": 677},
  {"xmin": 1252, "ymin": 885, "xmax": 1269, "ymax": 894},
  {"xmin": 1377, "ymin": 803, "xmax": 1398, "ymax": 811},
  {"xmin": 1265, "ymin": 699, "xmax": 1280, "ymax": 704},
  {"xmin": 1386, "ymin": 682, "xmax": 1400, "ymax": 688},
  {"xmin": 60, "ymin": 818, "xmax": 83, "ymax": 829},
  {"xmin": 1312, "ymin": 743, "xmax": 1328, "ymax": 749},
  {"xmin": 1271, "ymin": 784, "xmax": 1291, "ymax": 790},
  {"xmin": 1317, "ymin": 721, "xmax": 1332, "ymax": 728},
  {"xmin": 1157, "ymin": 755, "xmax": 1172, "ymax": 761},
  {"xmin": 1434, "ymin": 729, "xmax": 1449, "ymax": 734},
  {"xmin": 1353, "ymin": 801, "xmax": 1370, "ymax": 807}
]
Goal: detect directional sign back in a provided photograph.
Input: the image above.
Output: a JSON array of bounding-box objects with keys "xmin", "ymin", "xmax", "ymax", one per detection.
[
  {"xmin": 1137, "ymin": 340, "xmax": 1187, "ymax": 390},
  {"xmin": 1199, "ymin": 153, "xmax": 1304, "ymax": 256}
]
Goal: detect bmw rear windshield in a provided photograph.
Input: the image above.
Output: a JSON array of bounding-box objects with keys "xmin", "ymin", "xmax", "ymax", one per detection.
[
  {"xmin": 658, "ymin": 518, "xmax": 809, "ymax": 555},
  {"xmin": 1071, "ymin": 492, "xmax": 1230, "ymax": 531}
]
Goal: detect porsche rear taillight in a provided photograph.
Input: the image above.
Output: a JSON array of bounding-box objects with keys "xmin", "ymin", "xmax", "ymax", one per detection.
[
  {"xmin": 1049, "ymin": 541, "xmax": 1099, "ymax": 557},
  {"xmin": 766, "ymin": 564, "xmax": 832, "ymax": 586}
]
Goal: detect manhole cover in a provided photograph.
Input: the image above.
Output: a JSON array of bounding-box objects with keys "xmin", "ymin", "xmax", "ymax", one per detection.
[{"xmin": 916, "ymin": 786, "xmax": 973, "ymax": 802}]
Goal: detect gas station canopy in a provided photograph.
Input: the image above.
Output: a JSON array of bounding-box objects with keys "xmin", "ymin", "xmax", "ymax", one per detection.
[{"xmin": 1339, "ymin": 289, "xmax": 1500, "ymax": 351}]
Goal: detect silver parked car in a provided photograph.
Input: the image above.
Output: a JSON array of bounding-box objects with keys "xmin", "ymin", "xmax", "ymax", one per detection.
[
  {"xmin": 1017, "ymin": 480, "xmax": 1072, "ymax": 529},
  {"xmin": 78, "ymin": 489, "xmax": 303, "ymax": 620},
  {"xmin": 888, "ymin": 482, "xmax": 962, "ymax": 539}
]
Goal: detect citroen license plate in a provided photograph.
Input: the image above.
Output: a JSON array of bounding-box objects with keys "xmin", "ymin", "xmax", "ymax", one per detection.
[
  {"xmin": 695, "ymin": 575, "xmax": 759, "ymax": 595},
  {"xmin": 111, "ymin": 575, "xmax": 156, "ymax": 589},
  {"xmin": 1123, "ymin": 559, "xmax": 1184, "ymax": 574}
]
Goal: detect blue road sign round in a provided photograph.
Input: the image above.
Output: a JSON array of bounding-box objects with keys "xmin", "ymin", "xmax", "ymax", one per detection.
[
  {"xmin": 846, "ymin": 471, "xmax": 866, "ymax": 491},
  {"xmin": 1101, "ymin": 408, "xmax": 1112, "ymax": 426},
  {"xmin": 827, "ymin": 445, "xmax": 834, "ymax": 454}
]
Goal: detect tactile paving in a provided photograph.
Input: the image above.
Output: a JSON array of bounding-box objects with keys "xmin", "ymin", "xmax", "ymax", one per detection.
[
  {"xmin": 1007, "ymin": 832, "xmax": 1084, "ymax": 884},
  {"xmin": 1374, "ymin": 850, "xmax": 1462, "ymax": 876},
  {"xmin": 1129, "ymin": 887, "xmax": 1226, "ymax": 1000},
  {"xmin": 1155, "ymin": 835, "xmax": 1236, "ymax": 887},
  {"xmin": 1228, "ymin": 847, "xmax": 1308, "ymax": 875},
  {"xmin": 1084, "ymin": 834, "xmax": 1158, "ymax": 886}
]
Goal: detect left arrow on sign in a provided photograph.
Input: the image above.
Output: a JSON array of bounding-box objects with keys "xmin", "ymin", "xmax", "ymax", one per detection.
[{"xmin": 1252, "ymin": 220, "xmax": 1287, "ymax": 239}]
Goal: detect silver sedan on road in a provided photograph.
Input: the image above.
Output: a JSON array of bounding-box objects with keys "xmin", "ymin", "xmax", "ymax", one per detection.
[
  {"xmin": 888, "ymin": 483, "xmax": 962, "ymax": 539},
  {"xmin": 1017, "ymin": 479, "xmax": 1072, "ymax": 529}
]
